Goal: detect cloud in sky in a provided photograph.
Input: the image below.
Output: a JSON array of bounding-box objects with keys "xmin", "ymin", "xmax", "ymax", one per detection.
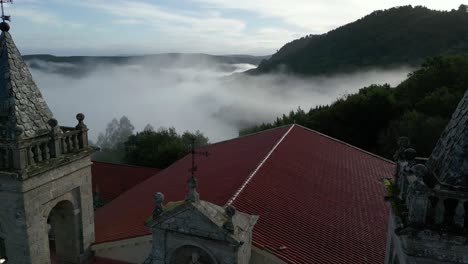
[{"xmin": 7, "ymin": 0, "xmax": 463, "ymax": 55}]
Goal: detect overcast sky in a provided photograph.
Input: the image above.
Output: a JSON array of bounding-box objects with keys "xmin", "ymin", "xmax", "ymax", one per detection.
[{"xmin": 6, "ymin": 0, "xmax": 464, "ymax": 56}]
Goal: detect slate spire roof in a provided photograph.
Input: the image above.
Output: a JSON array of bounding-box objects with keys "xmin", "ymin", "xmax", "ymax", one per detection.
[
  {"xmin": 427, "ymin": 89, "xmax": 468, "ymax": 187},
  {"xmin": 0, "ymin": 30, "xmax": 53, "ymax": 140}
]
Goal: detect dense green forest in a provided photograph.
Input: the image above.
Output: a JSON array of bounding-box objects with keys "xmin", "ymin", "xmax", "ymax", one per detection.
[
  {"xmin": 241, "ymin": 55, "xmax": 468, "ymax": 159},
  {"xmin": 249, "ymin": 5, "xmax": 468, "ymax": 75},
  {"xmin": 92, "ymin": 118, "xmax": 209, "ymax": 168}
]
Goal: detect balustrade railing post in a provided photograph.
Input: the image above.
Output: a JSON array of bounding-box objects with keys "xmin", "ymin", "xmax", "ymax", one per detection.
[
  {"xmin": 61, "ymin": 138, "xmax": 67, "ymax": 154},
  {"xmin": 72, "ymin": 135, "xmax": 78, "ymax": 151},
  {"xmin": 435, "ymin": 198, "xmax": 445, "ymax": 225},
  {"xmin": 48, "ymin": 119, "xmax": 62, "ymax": 159},
  {"xmin": 75, "ymin": 113, "xmax": 88, "ymax": 149},
  {"xmin": 28, "ymin": 146, "xmax": 35, "ymax": 165},
  {"xmin": 44, "ymin": 143, "xmax": 50, "ymax": 160},
  {"xmin": 67, "ymin": 136, "xmax": 72, "ymax": 153},
  {"xmin": 35, "ymin": 145, "xmax": 43, "ymax": 162},
  {"xmin": 11, "ymin": 144, "xmax": 28, "ymax": 171},
  {"xmin": 454, "ymin": 200, "xmax": 465, "ymax": 228},
  {"xmin": 5, "ymin": 148, "xmax": 12, "ymax": 169}
]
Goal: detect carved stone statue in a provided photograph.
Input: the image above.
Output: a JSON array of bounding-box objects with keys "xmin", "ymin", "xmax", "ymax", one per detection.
[
  {"xmin": 152, "ymin": 192, "xmax": 165, "ymax": 220},
  {"xmin": 223, "ymin": 206, "xmax": 236, "ymax": 234}
]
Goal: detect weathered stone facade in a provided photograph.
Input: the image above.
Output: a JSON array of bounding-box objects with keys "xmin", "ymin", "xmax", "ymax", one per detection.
[
  {"xmin": 385, "ymin": 89, "xmax": 468, "ymax": 264},
  {"xmin": 0, "ymin": 155, "xmax": 95, "ymax": 264},
  {"xmin": 0, "ymin": 24, "xmax": 95, "ymax": 264},
  {"xmin": 145, "ymin": 195, "xmax": 257, "ymax": 264}
]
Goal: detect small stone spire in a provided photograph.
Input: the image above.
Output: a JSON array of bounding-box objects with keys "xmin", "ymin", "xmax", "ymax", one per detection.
[
  {"xmin": 0, "ymin": 24, "xmax": 54, "ymax": 140},
  {"xmin": 426, "ymin": 89, "xmax": 468, "ymax": 187}
]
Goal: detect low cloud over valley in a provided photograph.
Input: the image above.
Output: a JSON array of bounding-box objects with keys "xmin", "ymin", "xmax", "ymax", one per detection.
[{"xmin": 28, "ymin": 56, "xmax": 412, "ymax": 142}]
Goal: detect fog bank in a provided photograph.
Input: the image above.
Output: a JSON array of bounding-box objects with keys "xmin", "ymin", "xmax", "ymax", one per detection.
[{"xmin": 29, "ymin": 58, "xmax": 413, "ymax": 142}]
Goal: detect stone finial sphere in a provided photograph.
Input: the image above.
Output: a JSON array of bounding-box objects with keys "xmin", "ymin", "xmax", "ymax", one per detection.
[
  {"xmin": 48, "ymin": 118, "xmax": 58, "ymax": 128},
  {"xmin": 225, "ymin": 205, "xmax": 236, "ymax": 217},
  {"xmin": 154, "ymin": 192, "xmax": 165, "ymax": 203},
  {"xmin": 76, "ymin": 113, "xmax": 85, "ymax": 121},
  {"xmin": 0, "ymin": 22, "xmax": 10, "ymax": 32}
]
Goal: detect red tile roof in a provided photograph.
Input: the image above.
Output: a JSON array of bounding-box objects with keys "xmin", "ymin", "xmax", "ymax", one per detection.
[
  {"xmin": 94, "ymin": 125, "xmax": 394, "ymax": 263},
  {"xmin": 92, "ymin": 161, "xmax": 161, "ymax": 202}
]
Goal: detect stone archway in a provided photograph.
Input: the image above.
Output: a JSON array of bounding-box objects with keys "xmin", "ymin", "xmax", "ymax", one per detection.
[
  {"xmin": 169, "ymin": 245, "xmax": 216, "ymax": 264},
  {"xmin": 47, "ymin": 200, "xmax": 80, "ymax": 264}
]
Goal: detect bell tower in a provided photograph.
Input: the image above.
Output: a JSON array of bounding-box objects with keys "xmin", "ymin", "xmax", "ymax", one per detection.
[
  {"xmin": 385, "ymin": 89, "xmax": 468, "ymax": 264},
  {"xmin": 0, "ymin": 18, "xmax": 94, "ymax": 264}
]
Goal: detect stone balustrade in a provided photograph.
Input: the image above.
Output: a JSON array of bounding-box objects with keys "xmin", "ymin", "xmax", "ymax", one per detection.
[
  {"xmin": 393, "ymin": 147, "xmax": 468, "ymax": 233},
  {"xmin": 0, "ymin": 113, "xmax": 89, "ymax": 173},
  {"xmin": 427, "ymin": 196, "xmax": 467, "ymax": 230}
]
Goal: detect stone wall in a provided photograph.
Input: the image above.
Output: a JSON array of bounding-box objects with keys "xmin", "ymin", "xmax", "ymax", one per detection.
[
  {"xmin": 0, "ymin": 155, "xmax": 94, "ymax": 264},
  {"xmin": 93, "ymin": 235, "xmax": 153, "ymax": 264},
  {"xmin": 94, "ymin": 235, "xmax": 288, "ymax": 264},
  {"xmin": 386, "ymin": 211, "xmax": 468, "ymax": 264}
]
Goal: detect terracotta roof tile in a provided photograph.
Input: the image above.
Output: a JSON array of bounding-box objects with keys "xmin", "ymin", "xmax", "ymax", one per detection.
[
  {"xmin": 94, "ymin": 126, "xmax": 290, "ymax": 243},
  {"xmin": 92, "ymin": 161, "xmax": 161, "ymax": 202},
  {"xmin": 230, "ymin": 126, "xmax": 393, "ymax": 263},
  {"xmin": 94, "ymin": 125, "xmax": 394, "ymax": 263}
]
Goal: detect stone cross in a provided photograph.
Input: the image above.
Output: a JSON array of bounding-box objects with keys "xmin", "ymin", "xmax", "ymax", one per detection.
[
  {"xmin": 0, "ymin": 0, "xmax": 11, "ymax": 24},
  {"xmin": 185, "ymin": 137, "xmax": 209, "ymax": 203}
]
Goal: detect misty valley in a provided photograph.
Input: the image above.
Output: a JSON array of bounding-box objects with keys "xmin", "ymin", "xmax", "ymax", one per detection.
[
  {"xmin": 26, "ymin": 54, "xmax": 412, "ymax": 143},
  {"xmin": 2, "ymin": 2, "xmax": 468, "ymax": 264}
]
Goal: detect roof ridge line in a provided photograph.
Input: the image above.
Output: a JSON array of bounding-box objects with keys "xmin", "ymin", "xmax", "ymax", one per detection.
[
  {"xmin": 294, "ymin": 124, "xmax": 395, "ymax": 165},
  {"xmin": 226, "ymin": 124, "xmax": 295, "ymax": 206},
  {"xmin": 200, "ymin": 124, "xmax": 294, "ymax": 150},
  {"xmin": 92, "ymin": 160, "xmax": 161, "ymax": 170}
]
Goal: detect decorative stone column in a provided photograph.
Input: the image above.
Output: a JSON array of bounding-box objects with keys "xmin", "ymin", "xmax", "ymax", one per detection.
[
  {"xmin": 454, "ymin": 200, "xmax": 465, "ymax": 228},
  {"xmin": 75, "ymin": 113, "xmax": 88, "ymax": 149},
  {"xmin": 435, "ymin": 198, "xmax": 445, "ymax": 225},
  {"xmin": 48, "ymin": 119, "xmax": 62, "ymax": 159}
]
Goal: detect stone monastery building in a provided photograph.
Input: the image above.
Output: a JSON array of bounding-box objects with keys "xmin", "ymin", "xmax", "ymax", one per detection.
[{"xmin": 0, "ymin": 21, "xmax": 467, "ymax": 264}]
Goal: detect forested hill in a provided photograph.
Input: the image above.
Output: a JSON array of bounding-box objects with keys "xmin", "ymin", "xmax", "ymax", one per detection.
[
  {"xmin": 240, "ymin": 55, "xmax": 468, "ymax": 160},
  {"xmin": 248, "ymin": 5, "xmax": 468, "ymax": 75}
]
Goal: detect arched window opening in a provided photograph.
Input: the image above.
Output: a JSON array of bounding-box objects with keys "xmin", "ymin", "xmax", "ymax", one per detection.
[
  {"xmin": 48, "ymin": 201, "xmax": 80, "ymax": 264},
  {"xmin": 170, "ymin": 245, "xmax": 215, "ymax": 264},
  {"xmin": 444, "ymin": 198, "xmax": 458, "ymax": 227}
]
